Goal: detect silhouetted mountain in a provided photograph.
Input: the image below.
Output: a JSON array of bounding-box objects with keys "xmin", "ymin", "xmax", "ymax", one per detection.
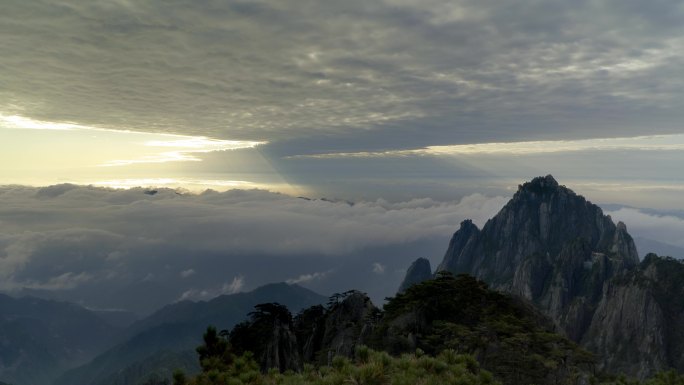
[
  {"xmin": 55, "ymin": 283, "xmax": 325, "ymax": 385},
  {"xmin": 397, "ymin": 257, "xmax": 431, "ymax": 292},
  {"xmin": 412, "ymin": 175, "xmax": 683, "ymax": 379},
  {"xmin": 0, "ymin": 294, "xmax": 118, "ymax": 385},
  {"xmin": 634, "ymin": 237, "xmax": 684, "ymax": 260}
]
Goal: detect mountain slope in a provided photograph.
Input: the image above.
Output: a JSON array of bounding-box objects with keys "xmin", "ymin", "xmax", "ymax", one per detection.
[
  {"xmin": 227, "ymin": 273, "xmax": 593, "ymax": 385},
  {"xmin": 436, "ymin": 175, "xmax": 638, "ymax": 341},
  {"xmin": 0, "ymin": 294, "xmax": 118, "ymax": 385},
  {"xmin": 410, "ymin": 175, "xmax": 683, "ymax": 378},
  {"xmin": 126, "ymin": 283, "xmax": 325, "ymax": 338},
  {"xmin": 55, "ymin": 283, "xmax": 325, "ymax": 385},
  {"xmin": 377, "ymin": 273, "xmax": 593, "ymax": 385}
]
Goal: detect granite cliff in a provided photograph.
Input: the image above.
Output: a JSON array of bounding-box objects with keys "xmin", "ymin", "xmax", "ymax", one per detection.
[
  {"xmin": 401, "ymin": 175, "xmax": 683, "ymax": 378},
  {"xmin": 583, "ymin": 254, "xmax": 684, "ymax": 378}
]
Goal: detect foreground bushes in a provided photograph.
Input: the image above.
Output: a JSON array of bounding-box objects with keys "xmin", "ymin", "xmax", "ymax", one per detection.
[
  {"xmin": 598, "ymin": 371, "xmax": 684, "ymax": 385},
  {"xmin": 178, "ymin": 345, "xmax": 499, "ymax": 385}
]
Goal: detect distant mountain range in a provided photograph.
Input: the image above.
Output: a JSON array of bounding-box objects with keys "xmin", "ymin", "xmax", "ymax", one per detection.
[
  {"xmin": 633, "ymin": 236, "xmax": 684, "ymax": 260},
  {"xmin": 0, "ymin": 283, "xmax": 325, "ymax": 385},
  {"xmin": 0, "ymin": 294, "xmax": 117, "ymax": 385},
  {"xmin": 53, "ymin": 283, "xmax": 325, "ymax": 385}
]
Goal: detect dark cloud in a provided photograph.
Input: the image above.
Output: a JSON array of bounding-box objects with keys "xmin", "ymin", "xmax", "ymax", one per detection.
[
  {"xmin": 0, "ymin": 184, "xmax": 507, "ymax": 312},
  {"xmin": 2, "ymin": 0, "xmax": 684, "ymax": 152}
]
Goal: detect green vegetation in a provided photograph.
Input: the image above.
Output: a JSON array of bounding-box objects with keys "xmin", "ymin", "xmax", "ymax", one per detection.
[
  {"xmin": 598, "ymin": 370, "xmax": 684, "ymax": 385},
  {"xmin": 375, "ymin": 272, "xmax": 594, "ymax": 385},
  {"xmin": 176, "ymin": 272, "xmax": 684, "ymax": 385},
  {"xmin": 229, "ymin": 303, "xmax": 293, "ymax": 359},
  {"xmin": 178, "ymin": 343, "xmax": 498, "ymax": 385}
]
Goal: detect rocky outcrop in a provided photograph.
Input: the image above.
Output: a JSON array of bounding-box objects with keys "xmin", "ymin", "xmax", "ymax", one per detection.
[
  {"xmin": 398, "ymin": 258, "xmax": 432, "ymax": 292},
  {"xmin": 294, "ymin": 291, "xmax": 379, "ymax": 364},
  {"xmin": 235, "ymin": 292, "xmax": 379, "ymax": 371},
  {"xmin": 428, "ymin": 175, "xmax": 683, "ymax": 378},
  {"xmin": 436, "ymin": 220, "xmax": 482, "ymax": 274},
  {"xmin": 262, "ymin": 319, "xmax": 302, "ymax": 372},
  {"xmin": 238, "ymin": 274, "xmax": 594, "ymax": 385},
  {"xmin": 583, "ymin": 255, "xmax": 684, "ymax": 378},
  {"xmin": 583, "ymin": 274, "xmax": 667, "ymax": 378}
]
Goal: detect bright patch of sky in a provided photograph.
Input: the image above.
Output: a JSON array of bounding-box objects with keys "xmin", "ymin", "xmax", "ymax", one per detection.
[
  {"xmin": 289, "ymin": 135, "xmax": 684, "ymax": 158},
  {"xmin": 0, "ymin": 114, "xmax": 280, "ymax": 191}
]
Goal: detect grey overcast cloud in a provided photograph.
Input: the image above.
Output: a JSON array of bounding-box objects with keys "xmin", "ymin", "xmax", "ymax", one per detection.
[{"xmin": 2, "ymin": 0, "xmax": 684, "ymax": 310}]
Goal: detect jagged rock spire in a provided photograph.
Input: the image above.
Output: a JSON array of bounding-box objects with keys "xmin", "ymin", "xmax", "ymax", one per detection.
[{"xmin": 397, "ymin": 257, "xmax": 432, "ymax": 293}]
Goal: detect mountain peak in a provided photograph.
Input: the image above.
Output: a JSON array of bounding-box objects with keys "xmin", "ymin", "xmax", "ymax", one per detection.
[
  {"xmin": 616, "ymin": 221, "xmax": 627, "ymax": 231},
  {"xmin": 517, "ymin": 174, "xmax": 563, "ymax": 195},
  {"xmin": 397, "ymin": 257, "xmax": 432, "ymax": 293},
  {"xmin": 459, "ymin": 219, "xmax": 477, "ymax": 229},
  {"xmin": 434, "ymin": 175, "xmax": 640, "ymax": 341}
]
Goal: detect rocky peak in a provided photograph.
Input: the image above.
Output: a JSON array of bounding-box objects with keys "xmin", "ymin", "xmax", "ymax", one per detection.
[
  {"xmin": 436, "ymin": 220, "xmax": 482, "ymax": 273},
  {"xmin": 513, "ymin": 175, "xmax": 567, "ymax": 202},
  {"xmin": 293, "ymin": 291, "xmax": 380, "ymax": 365},
  {"xmin": 440, "ymin": 175, "xmax": 639, "ymax": 280},
  {"xmin": 611, "ymin": 221, "xmax": 639, "ymax": 268},
  {"xmin": 616, "ymin": 221, "xmax": 627, "ymax": 231},
  {"xmin": 415, "ymin": 175, "xmax": 684, "ymax": 378},
  {"xmin": 432, "ymin": 175, "xmax": 641, "ymax": 356},
  {"xmin": 262, "ymin": 318, "xmax": 302, "ymax": 372},
  {"xmin": 398, "ymin": 258, "xmax": 432, "ymax": 293},
  {"xmin": 459, "ymin": 219, "xmax": 478, "ymax": 231},
  {"xmin": 321, "ymin": 291, "xmax": 378, "ymax": 358},
  {"xmin": 519, "ymin": 174, "xmax": 559, "ymax": 191}
]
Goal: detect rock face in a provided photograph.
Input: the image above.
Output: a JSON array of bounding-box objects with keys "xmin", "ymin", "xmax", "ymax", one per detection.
[
  {"xmin": 437, "ymin": 175, "xmax": 638, "ymax": 339},
  {"xmin": 262, "ymin": 318, "xmax": 302, "ymax": 372},
  {"xmin": 281, "ymin": 274, "xmax": 593, "ymax": 385},
  {"xmin": 295, "ymin": 291, "xmax": 379, "ymax": 365},
  {"xmin": 320, "ymin": 291, "xmax": 377, "ymax": 358},
  {"xmin": 398, "ymin": 258, "xmax": 432, "ymax": 292},
  {"xmin": 583, "ymin": 255, "xmax": 684, "ymax": 378},
  {"xmin": 431, "ymin": 175, "xmax": 684, "ymax": 378},
  {"xmin": 380, "ymin": 273, "xmax": 594, "ymax": 385}
]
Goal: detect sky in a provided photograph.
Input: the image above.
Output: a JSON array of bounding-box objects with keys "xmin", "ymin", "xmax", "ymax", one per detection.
[{"xmin": 2, "ymin": 0, "xmax": 684, "ymax": 311}]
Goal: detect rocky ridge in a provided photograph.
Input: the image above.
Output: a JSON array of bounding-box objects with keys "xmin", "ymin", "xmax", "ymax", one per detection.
[
  {"xmin": 400, "ymin": 175, "xmax": 683, "ymax": 379},
  {"xmin": 230, "ymin": 274, "xmax": 591, "ymax": 385}
]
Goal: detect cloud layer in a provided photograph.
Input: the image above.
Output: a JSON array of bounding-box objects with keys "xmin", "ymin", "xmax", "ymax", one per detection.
[
  {"xmin": 607, "ymin": 207, "xmax": 684, "ymax": 253},
  {"xmin": 3, "ymin": 0, "xmax": 684, "ymax": 150},
  {"xmin": 0, "ymin": 184, "xmax": 507, "ymax": 311},
  {"xmin": 2, "ymin": 182, "xmax": 683, "ymax": 312}
]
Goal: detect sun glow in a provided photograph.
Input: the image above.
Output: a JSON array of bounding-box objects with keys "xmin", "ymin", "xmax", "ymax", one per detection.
[{"xmin": 0, "ymin": 113, "xmax": 298, "ymax": 193}]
